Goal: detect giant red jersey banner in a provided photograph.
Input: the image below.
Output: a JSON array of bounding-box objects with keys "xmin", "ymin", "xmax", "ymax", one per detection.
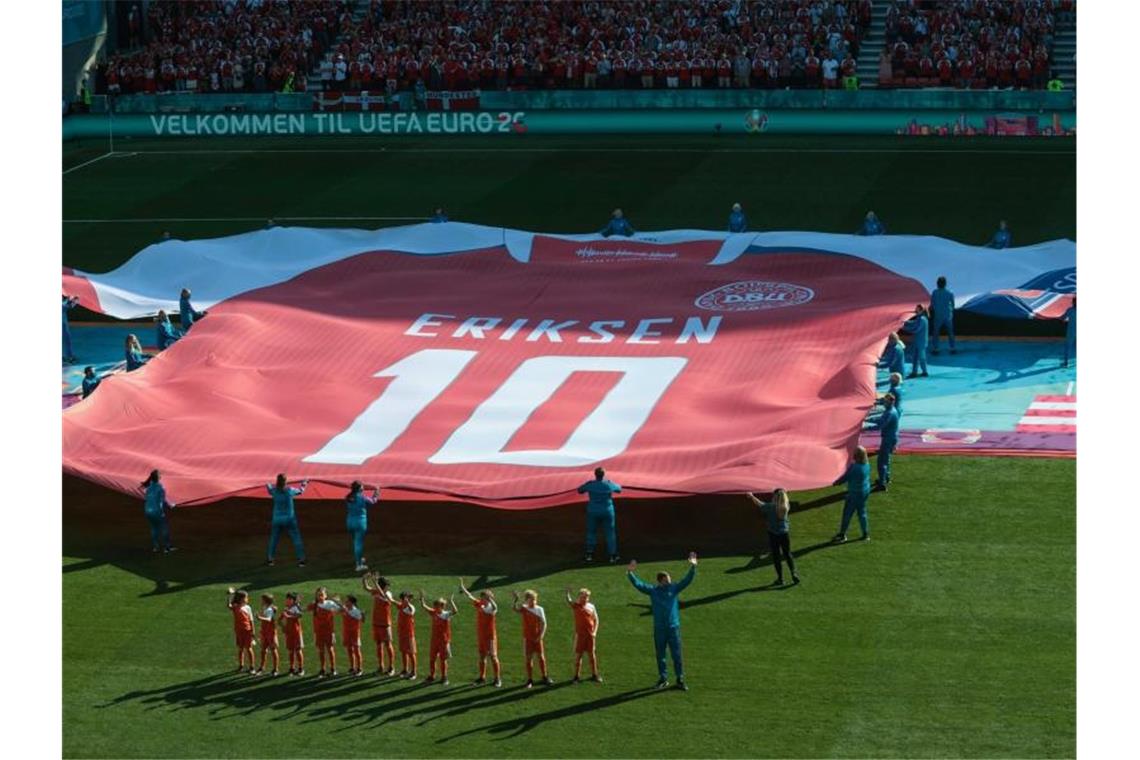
[{"xmin": 62, "ymin": 225, "xmax": 1075, "ymax": 507}]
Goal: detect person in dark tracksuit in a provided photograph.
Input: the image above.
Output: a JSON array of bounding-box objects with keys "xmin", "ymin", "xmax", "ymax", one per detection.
[
  {"xmin": 833, "ymin": 446, "xmax": 872, "ymax": 543},
  {"xmin": 267, "ymin": 474, "xmax": 309, "ymax": 567},
  {"xmin": 600, "ymin": 209, "xmax": 636, "ymax": 237},
  {"xmin": 577, "ymin": 467, "xmax": 621, "ymax": 563},
  {"xmin": 857, "ymin": 211, "xmax": 885, "ymax": 235},
  {"xmin": 869, "ymin": 393, "xmax": 901, "ymax": 491},
  {"xmin": 728, "ymin": 203, "xmax": 747, "ymax": 232},
  {"xmin": 81, "ymin": 366, "xmax": 102, "ymax": 399},
  {"xmin": 987, "ymin": 220, "xmax": 1012, "ymax": 249},
  {"xmin": 746, "ymin": 489, "xmax": 799, "ymax": 586},
  {"xmin": 929, "ymin": 276, "xmax": 956, "ymax": 355},
  {"xmin": 141, "ymin": 469, "xmax": 176, "ymax": 553},
  {"xmin": 627, "ymin": 552, "xmax": 698, "ymax": 691}
]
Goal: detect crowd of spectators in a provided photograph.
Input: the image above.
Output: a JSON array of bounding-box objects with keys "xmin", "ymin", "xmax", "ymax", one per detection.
[
  {"xmin": 317, "ymin": 0, "xmax": 873, "ymax": 92},
  {"xmin": 89, "ymin": 0, "xmax": 1070, "ymax": 96},
  {"xmin": 878, "ymin": 0, "xmax": 1068, "ymax": 89},
  {"xmin": 92, "ymin": 1, "xmax": 351, "ymax": 95}
]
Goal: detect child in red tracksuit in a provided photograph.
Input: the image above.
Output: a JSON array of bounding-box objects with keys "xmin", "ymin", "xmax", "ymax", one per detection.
[
  {"xmin": 255, "ymin": 593, "xmax": 280, "ymax": 676},
  {"xmin": 281, "ymin": 591, "xmax": 305, "ymax": 676},
  {"xmin": 227, "ymin": 587, "xmax": 256, "ymax": 673},
  {"xmin": 341, "ymin": 595, "xmax": 366, "ymax": 676},
  {"xmin": 396, "ymin": 591, "xmax": 418, "ymax": 680},
  {"xmin": 421, "ymin": 590, "xmax": 458, "ymax": 685},
  {"xmin": 307, "ymin": 586, "xmax": 342, "ymax": 677},
  {"xmin": 363, "ymin": 572, "xmax": 397, "ymax": 676}
]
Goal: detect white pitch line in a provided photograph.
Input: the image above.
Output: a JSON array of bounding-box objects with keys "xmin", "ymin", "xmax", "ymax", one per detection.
[
  {"xmin": 63, "ymin": 216, "xmax": 428, "ymax": 223},
  {"xmin": 62, "ymin": 151, "xmax": 115, "ymax": 175},
  {"xmin": 117, "ymin": 146, "xmax": 1076, "ymax": 156}
]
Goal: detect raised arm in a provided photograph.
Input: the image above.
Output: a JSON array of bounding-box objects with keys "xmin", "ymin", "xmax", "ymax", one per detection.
[
  {"xmin": 448, "ymin": 595, "xmax": 458, "ymax": 615},
  {"xmin": 458, "ymin": 578, "xmax": 477, "ymax": 603},
  {"xmin": 744, "ymin": 492, "xmax": 763, "ymax": 508},
  {"xmin": 290, "ymin": 479, "xmax": 310, "ymax": 497},
  {"xmin": 626, "ymin": 562, "xmax": 653, "ymax": 595},
  {"xmin": 673, "ymin": 563, "xmax": 697, "ymax": 593},
  {"xmin": 418, "ymin": 590, "xmax": 433, "ymax": 613},
  {"xmin": 362, "ymin": 573, "xmax": 376, "ymax": 592},
  {"xmin": 564, "ymin": 587, "xmax": 575, "ymax": 607}
]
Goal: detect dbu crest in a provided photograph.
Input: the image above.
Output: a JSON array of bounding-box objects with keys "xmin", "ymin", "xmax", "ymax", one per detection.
[{"xmin": 695, "ymin": 281, "xmax": 814, "ymax": 312}]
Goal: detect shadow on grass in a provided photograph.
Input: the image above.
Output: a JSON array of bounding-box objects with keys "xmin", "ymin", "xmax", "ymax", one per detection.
[
  {"xmin": 65, "ymin": 474, "xmax": 858, "ymax": 598},
  {"xmin": 437, "ymin": 686, "xmax": 662, "ymax": 741}
]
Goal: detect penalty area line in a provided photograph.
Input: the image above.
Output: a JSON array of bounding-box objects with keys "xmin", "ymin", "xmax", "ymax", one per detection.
[{"xmin": 62, "ymin": 151, "xmax": 116, "ymax": 175}]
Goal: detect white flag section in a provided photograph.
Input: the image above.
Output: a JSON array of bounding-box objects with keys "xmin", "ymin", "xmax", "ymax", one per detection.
[{"xmin": 62, "ymin": 223, "xmax": 1075, "ymax": 320}]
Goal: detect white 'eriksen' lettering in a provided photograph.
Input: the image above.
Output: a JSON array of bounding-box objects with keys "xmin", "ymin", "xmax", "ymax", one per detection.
[{"xmin": 402, "ymin": 313, "xmax": 722, "ymax": 344}]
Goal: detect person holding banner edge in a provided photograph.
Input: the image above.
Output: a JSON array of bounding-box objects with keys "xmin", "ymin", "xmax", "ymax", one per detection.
[{"xmin": 577, "ymin": 467, "xmax": 621, "ymax": 563}]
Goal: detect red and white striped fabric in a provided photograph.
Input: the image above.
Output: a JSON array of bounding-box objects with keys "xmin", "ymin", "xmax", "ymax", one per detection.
[{"xmin": 1016, "ymin": 395, "xmax": 1076, "ymax": 434}]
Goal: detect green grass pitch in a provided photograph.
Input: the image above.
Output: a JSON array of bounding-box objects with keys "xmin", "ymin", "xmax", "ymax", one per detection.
[{"xmin": 62, "ymin": 134, "xmax": 1075, "ymax": 757}]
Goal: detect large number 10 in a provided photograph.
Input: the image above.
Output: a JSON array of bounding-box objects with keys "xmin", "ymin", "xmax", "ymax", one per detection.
[{"xmin": 304, "ymin": 349, "xmax": 687, "ymax": 467}]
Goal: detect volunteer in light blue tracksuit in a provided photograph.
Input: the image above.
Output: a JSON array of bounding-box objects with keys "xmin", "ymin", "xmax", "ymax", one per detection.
[
  {"xmin": 179, "ymin": 288, "xmax": 207, "ymax": 330},
  {"xmin": 141, "ymin": 469, "xmax": 176, "ymax": 553},
  {"xmin": 987, "ymin": 220, "xmax": 1012, "ymax": 249},
  {"xmin": 627, "ymin": 553, "xmax": 698, "ymax": 690},
  {"xmin": 857, "ymin": 211, "xmax": 885, "ymax": 236},
  {"xmin": 869, "ymin": 394, "xmax": 901, "ymax": 490},
  {"xmin": 155, "ymin": 310, "xmax": 182, "ymax": 350},
  {"xmin": 833, "ymin": 446, "xmax": 872, "ymax": 542},
  {"xmin": 62, "ymin": 294, "xmax": 80, "ymax": 362},
  {"xmin": 904, "ymin": 305, "xmax": 930, "ymax": 377},
  {"xmin": 267, "ymin": 474, "xmax": 308, "ymax": 566},
  {"xmin": 344, "ymin": 480, "xmax": 380, "ymax": 572},
  {"xmin": 929, "ymin": 277, "xmax": 956, "ymax": 354},
  {"xmin": 600, "ymin": 208, "xmax": 636, "ymax": 237},
  {"xmin": 1062, "ymin": 297, "xmax": 1076, "ymax": 367},
  {"xmin": 125, "ymin": 334, "xmax": 151, "ymax": 371},
  {"xmin": 728, "ymin": 203, "xmax": 747, "ymax": 232},
  {"xmin": 881, "ymin": 333, "xmax": 906, "ymax": 376},
  {"xmin": 577, "ymin": 467, "xmax": 621, "ymax": 563},
  {"xmin": 881, "ymin": 372, "xmax": 904, "ymax": 417}
]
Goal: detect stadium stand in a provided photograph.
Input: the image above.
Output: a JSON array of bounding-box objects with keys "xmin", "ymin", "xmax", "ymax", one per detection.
[
  {"xmin": 93, "ymin": 0, "xmax": 351, "ymax": 95},
  {"xmin": 878, "ymin": 0, "xmax": 1064, "ymax": 90},
  {"xmin": 94, "ymin": 0, "xmax": 879, "ymax": 94},
  {"xmin": 90, "ymin": 0, "xmax": 1072, "ymax": 95},
  {"xmin": 315, "ymin": 0, "xmax": 874, "ymax": 91}
]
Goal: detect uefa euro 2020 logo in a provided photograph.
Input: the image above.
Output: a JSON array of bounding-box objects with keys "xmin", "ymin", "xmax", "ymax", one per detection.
[
  {"xmin": 745, "ymin": 109, "xmax": 769, "ymax": 134},
  {"xmin": 695, "ymin": 281, "xmax": 814, "ymax": 312}
]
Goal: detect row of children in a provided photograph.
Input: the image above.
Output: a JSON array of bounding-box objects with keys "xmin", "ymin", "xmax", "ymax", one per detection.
[{"xmin": 226, "ymin": 572, "xmax": 601, "ymax": 688}]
